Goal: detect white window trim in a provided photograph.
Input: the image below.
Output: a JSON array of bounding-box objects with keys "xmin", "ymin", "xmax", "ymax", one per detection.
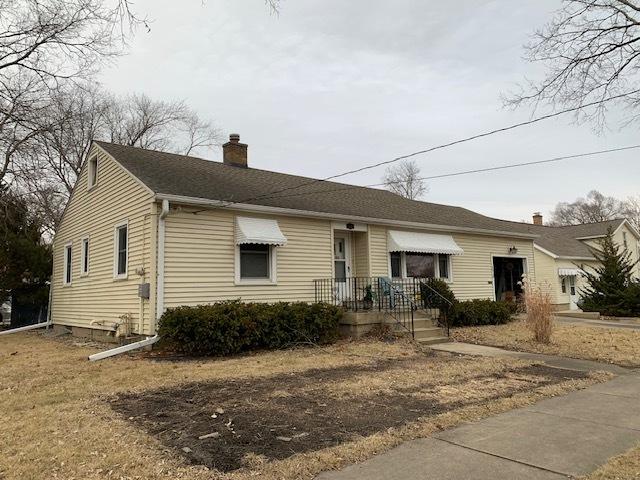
[
  {"xmin": 80, "ymin": 235, "xmax": 90, "ymax": 276},
  {"xmin": 87, "ymin": 155, "xmax": 98, "ymax": 190},
  {"xmin": 387, "ymin": 252, "xmax": 453, "ymax": 282},
  {"xmin": 113, "ymin": 220, "xmax": 129, "ymax": 280},
  {"xmin": 63, "ymin": 242, "xmax": 73, "ymax": 286},
  {"xmin": 234, "ymin": 244, "xmax": 278, "ymax": 286}
]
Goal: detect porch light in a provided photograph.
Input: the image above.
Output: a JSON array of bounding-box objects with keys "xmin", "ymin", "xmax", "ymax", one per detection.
[{"xmin": 508, "ymin": 246, "xmax": 518, "ymax": 255}]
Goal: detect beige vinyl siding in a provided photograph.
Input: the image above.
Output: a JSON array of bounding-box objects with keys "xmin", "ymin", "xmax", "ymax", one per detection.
[
  {"xmin": 352, "ymin": 231, "xmax": 369, "ymax": 277},
  {"xmin": 365, "ymin": 224, "xmax": 536, "ymax": 300},
  {"xmin": 163, "ymin": 208, "xmax": 333, "ymax": 307},
  {"xmin": 51, "ymin": 146, "xmax": 155, "ymax": 334},
  {"xmin": 615, "ymin": 224, "xmax": 640, "ymax": 278},
  {"xmin": 533, "ymin": 248, "xmax": 560, "ymax": 303},
  {"xmin": 368, "ymin": 225, "xmax": 389, "ymax": 276},
  {"xmin": 449, "ymin": 233, "xmax": 535, "ymax": 300}
]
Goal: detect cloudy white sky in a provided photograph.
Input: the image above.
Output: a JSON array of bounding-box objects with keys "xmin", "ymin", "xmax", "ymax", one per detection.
[{"xmin": 100, "ymin": 0, "xmax": 640, "ymax": 222}]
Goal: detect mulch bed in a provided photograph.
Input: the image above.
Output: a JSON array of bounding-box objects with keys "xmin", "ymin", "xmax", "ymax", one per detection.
[{"xmin": 110, "ymin": 357, "xmax": 586, "ymax": 472}]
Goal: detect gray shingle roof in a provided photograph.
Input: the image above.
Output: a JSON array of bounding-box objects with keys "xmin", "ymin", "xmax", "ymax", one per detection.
[
  {"xmin": 96, "ymin": 141, "xmax": 540, "ymax": 237},
  {"xmin": 95, "ymin": 141, "xmax": 627, "ymax": 257},
  {"xmin": 530, "ymin": 220, "xmax": 626, "ymax": 258}
]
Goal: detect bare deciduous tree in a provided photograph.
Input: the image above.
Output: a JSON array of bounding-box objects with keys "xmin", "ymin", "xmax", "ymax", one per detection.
[
  {"xmin": 549, "ymin": 190, "xmax": 630, "ymax": 226},
  {"xmin": 0, "ymin": 0, "xmax": 146, "ymax": 188},
  {"xmin": 506, "ymin": 0, "xmax": 640, "ymax": 128},
  {"xmin": 14, "ymin": 84, "xmax": 222, "ymax": 231},
  {"xmin": 624, "ymin": 196, "xmax": 640, "ymax": 232},
  {"xmin": 382, "ymin": 160, "xmax": 427, "ymax": 200}
]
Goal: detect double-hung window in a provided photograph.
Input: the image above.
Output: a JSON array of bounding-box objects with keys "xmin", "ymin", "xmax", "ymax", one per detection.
[
  {"xmin": 87, "ymin": 156, "xmax": 98, "ymax": 189},
  {"xmin": 81, "ymin": 237, "xmax": 90, "ymax": 276},
  {"xmin": 114, "ymin": 222, "xmax": 128, "ymax": 279},
  {"xmin": 239, "ymin": 243, "xmax": 271, "ymax": 279},
  {"xmin": 234, "ymin": 217, "xmax": 287, "ymax": 284},
  {"xmin": 63, "ymin": 243, "xmax": 73, "ymax": 285}
]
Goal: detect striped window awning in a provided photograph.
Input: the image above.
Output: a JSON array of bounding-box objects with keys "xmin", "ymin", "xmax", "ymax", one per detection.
[
  {"xmin": 235, "ymin": 217, "xmax": 287, "ymax": 246},
  {"xmin": 387, "ymin": 230, "xmax": 464, "ymax": 255},
  {"xmin": 558, "ymin": 267, "xmax": 585, "ymax": 277}
]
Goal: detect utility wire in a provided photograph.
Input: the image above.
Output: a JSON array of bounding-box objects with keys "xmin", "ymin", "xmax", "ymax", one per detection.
[
  {"xmin": 216, "ymin": 89, "xmax": 640, "ymax": 209},
  {"xmin": 254, "ymin": 144, "xmax": 640, "ymax": 201}
]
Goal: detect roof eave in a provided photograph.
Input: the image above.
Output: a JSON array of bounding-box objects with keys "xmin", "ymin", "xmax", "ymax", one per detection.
[{"xmin": 155, "ymin": 193, "xmax": 540, "ymax": 240}]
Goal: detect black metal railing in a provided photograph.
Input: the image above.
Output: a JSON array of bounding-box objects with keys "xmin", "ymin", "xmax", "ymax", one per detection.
[
  {"xmin": 314, "ymin": 276, "xmax": 454, "ymax": 338},
  {"xmin": 418, "ymin": 279, "xmax": 454, "ymax": 337}
]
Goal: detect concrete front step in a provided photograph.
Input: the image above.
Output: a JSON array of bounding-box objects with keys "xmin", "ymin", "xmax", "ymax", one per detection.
[
  {"xmin": 414, "ymin": 326, "xmax": 448, "ymax": 340},
  {"xmin": 417, "ymin": 336, "xmax": 452, "ymax": 345}
]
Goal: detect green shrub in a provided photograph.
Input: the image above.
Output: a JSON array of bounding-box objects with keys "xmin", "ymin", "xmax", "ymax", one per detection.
[
  {"xmin": 419, "ymin": 278, "xmax": 456, "ymax": 313},
  {"xmin": 158, "ymin": 301, "xmax": 342, "ymax": 356},
  {"xmin": 450, "ymin": 299, "xmax": 514, "ymax": 327}
]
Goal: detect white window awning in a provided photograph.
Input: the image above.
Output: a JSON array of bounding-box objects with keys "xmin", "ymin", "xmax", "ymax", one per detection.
[
  {"xmin": 387, "ymin": 230, "xmax": 464, "ymax": 255},
  {"xmin": 558, "ymin": 267, "xmax": 585, "ymax": 277},
  {"xmin": 235, "ymin": 217, "xmax": 287, "ymax": 246}
]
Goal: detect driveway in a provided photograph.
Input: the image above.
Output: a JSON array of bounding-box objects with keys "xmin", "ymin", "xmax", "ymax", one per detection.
[
  {"xmin": 554, "ymin": 315, "xmax": 640, "ymax": 331},
  {"xmin": 317, "ymin": 372, "xmax": 640, "ymax": 480}
]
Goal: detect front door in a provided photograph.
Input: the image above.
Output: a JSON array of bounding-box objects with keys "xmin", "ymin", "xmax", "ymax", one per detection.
[
  {"xmin": 568, "ymin": 276, "xmax": 578, "ymax": 310},
  {"xmin": 333, "ymin": 235, "xmax": 351, "ymax": 300}
]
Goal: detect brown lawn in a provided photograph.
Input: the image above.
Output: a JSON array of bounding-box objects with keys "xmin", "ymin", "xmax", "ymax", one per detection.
[
  {"xmin": 584, "ymin": 443, "xmax": 640, "ymax": 479},
  {"xmin": 0, "ymin": 331, "xmax": 610, "ymax": 480},
  {"xmin": 452, "ymin": 320, "xmax": 640, "ymax": 367}
]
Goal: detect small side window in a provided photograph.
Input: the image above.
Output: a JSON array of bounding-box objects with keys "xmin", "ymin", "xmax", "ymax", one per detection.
[
  {"xmin": 63, "ymin": 243, "xmax": 73, "ymax": 285},
  {"xmin": 88, "ymin": 156, "xmax": 98, "ymax": 189},
  {"xmin": 81, "ymin": 237, "xmax": 90, "ymax": 276},
  {"xmin": 114, "ymin": 222, "xmax": 128, "ymax": 279}
]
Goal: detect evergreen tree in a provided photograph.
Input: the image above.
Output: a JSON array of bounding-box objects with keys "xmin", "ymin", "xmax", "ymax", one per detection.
[
  {"xmin": 0, "ymin": 186, "xmax": 52, "ymax": 323},
  {"xmin": 580, "ymin": 227, "xmax": 639, "ymax": 317}
]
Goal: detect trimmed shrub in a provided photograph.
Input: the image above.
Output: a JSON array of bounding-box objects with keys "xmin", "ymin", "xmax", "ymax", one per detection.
[
  {"xmin": 420, "ymin": 278, "xmax": 456, "ymax": 312},
  {"xmin": 450, "ymin": 299, "xmax": 514, "ymax": 327},
  {"xmin": 158, "ymin": 301, "xmax": 342, "ymax": 356}
]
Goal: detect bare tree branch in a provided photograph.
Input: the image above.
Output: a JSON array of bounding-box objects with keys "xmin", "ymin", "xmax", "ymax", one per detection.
[
  {"xmin": 382, "ymin": 160, "xmax": 428, "ymax": 200},
  {"xmin": 505, "ymin": 0, "xmax": 640, "ymax": 129}
]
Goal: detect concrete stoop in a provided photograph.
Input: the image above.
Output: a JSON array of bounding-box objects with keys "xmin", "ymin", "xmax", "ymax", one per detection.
[{"xmin": 340, "ymin": 310, "xmax": 450, "ymax": 344}]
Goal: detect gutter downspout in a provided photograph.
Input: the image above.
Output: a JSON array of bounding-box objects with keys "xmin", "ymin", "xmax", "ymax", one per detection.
[
  {"xmin": 87, "ymin": 200, "xmax": 170, "ymax": 362},
  {"xmin": 88, "ymin": 335, "xmax": 159, "ymax": 361},
  {"xmin": 0, "ymin": 321, "xmax": 52, "ymax": 336},
  {"xmin": 156, "ymin": 199, "xmax": 170, "ymax": 329}
]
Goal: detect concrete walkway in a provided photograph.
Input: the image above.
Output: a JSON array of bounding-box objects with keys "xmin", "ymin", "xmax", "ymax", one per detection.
[
  {"xmin": 430, "ymin": 341, "xmax": 629, "ymax": 374},
  {"xmin": 317, "ymin": 373, "xmax": 640, "ymax": 480}
]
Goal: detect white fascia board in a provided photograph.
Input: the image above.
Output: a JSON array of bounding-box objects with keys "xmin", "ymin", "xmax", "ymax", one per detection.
[
  {"xmin": 154, "ymin": 193, "xmax": 540, "ymax": 240},
  {"xmin": 534, "ymin": 244, "xmax": 558, "ymax": 259}
]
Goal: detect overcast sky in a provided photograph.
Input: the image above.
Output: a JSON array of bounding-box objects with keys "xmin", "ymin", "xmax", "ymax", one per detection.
[{"xmin": 100, "ymin": 0, "xmax": 640, "ymax": 223}]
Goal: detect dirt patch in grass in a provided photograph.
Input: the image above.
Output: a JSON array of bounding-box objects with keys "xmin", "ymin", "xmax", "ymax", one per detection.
[
  {"xmin": 112, "ymin": 356, "xmax": 586, "ymax": 472},
  {"xmin": 452, "ymin": 320, "xmax": 640, "ymax": 367},
  {"xmin": 0, "ymin": 331, "xmax": 611, "ymax": 480}
]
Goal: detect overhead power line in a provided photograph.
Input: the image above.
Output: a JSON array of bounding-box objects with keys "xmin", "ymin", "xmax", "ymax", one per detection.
[
  {"xmin": 216, "ymin": 89, "xmax": 640, "ymax": 209},
  {"xmin": 254, "ymin": 144, "xmax": 640, "ymax": 201}
]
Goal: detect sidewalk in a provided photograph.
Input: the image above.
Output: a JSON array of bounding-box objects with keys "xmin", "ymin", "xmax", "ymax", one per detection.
[
  {"xmin": 429, "ymin": 341, "xmax": 629, "ymax": 375},
  {"xmin": 317, "ymin": 373, "xmax": 640, "ymax": 480}
]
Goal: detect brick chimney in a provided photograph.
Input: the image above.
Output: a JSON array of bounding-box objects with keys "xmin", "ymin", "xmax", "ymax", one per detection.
[
  {"xmin": 223, "ymin": 133, "xmax": 248, "ymax": 168},
  {"xmin": 533, "ymin": 212, "xmax": 543, "ymax": 225}
]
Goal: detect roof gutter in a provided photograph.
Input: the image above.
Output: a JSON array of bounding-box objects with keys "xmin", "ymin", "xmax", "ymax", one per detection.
[{"xmin": 154, "ymin": 194, "xmax": 539, "ymax": 240}]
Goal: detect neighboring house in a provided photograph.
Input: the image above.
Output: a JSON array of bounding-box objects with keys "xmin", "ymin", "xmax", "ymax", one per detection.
[
  {"xmin": 50, "ymin": 135, "xmax": 543, "ymax": 340},
  {"xmin": 531, "ymin": 216, "xmax": 640, "ymax": 311}
]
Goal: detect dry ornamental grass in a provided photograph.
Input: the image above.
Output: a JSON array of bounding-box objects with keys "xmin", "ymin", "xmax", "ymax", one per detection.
[{"xmin": 522, "ymin": 277, "xmax": 554, "ymax": 344}]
